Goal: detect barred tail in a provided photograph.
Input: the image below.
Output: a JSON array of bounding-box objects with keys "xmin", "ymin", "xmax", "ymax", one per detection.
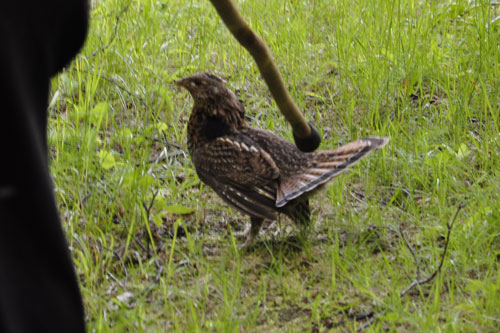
[{"xmin": 276, "ymin": 137, "xmax": 389, "ymax": 207}]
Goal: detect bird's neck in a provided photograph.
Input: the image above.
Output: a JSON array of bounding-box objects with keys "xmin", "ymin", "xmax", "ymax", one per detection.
[{"xmin": 187, "ymin": 106, "xmax": 246, "ymax": 152}]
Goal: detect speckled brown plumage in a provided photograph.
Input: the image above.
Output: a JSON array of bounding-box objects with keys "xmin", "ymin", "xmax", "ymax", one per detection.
[{"xmin": 177, "ymin": 72, "xmax": 389, "ymax": 246}]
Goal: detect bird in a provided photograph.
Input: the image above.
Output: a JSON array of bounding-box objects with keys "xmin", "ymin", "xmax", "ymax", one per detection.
[{"xmin": 176, "ymin": 72, "xmax": 388, "ymax": 247}]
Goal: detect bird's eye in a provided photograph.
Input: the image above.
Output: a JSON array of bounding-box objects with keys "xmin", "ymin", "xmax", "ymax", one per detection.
[{"xmin": 189, "ymin": 79, "xmax": 205, "ymax": 88}]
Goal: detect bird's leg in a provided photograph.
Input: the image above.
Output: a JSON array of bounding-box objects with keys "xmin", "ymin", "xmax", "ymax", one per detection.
[
  {"xmin": 288, "ymin": 199, "xmax": 312, "ymax": 243},
  {"xmin": 236, "ymin": 217, "xmax": 263, "ymax": 249},
  {"xmin": 297, "ymin": 221, "xmax": 313, "ymax": 243},
  {"xmin": 249, "ymin": 217, "xmax": 263, "ymax": 241}
]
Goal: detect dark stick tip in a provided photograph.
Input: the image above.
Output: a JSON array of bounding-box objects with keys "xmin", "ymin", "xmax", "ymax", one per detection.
[{"xmin": 293, "ymin": 122, "xmax": 322, "ymax": 152}]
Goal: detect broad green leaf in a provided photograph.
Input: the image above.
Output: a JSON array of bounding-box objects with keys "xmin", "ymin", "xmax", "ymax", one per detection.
[
  {"xmin": 97, "ymin": 150, "xmax": 116, "ymax": 169},
  {"xmin": 456, "ymin": 143, "xmax": 470, "ymax": 160},
  {"xmin": 164, "ymin": 205, "xmax": 195, "ymax": 215}
]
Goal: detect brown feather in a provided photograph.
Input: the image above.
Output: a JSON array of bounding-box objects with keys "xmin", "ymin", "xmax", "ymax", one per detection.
[
  {"xmin": 178, "ymin": 72, "xmax": 389, "ymax": 243},
  {"xmin": 276, "ymin": 137, "xmax": 388, "ymax": 207}
]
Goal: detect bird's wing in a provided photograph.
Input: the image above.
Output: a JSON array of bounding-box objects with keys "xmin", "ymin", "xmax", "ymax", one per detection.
[{"xmin": 193, "ymin": 134, "xmax": 280, "ymax": 220}]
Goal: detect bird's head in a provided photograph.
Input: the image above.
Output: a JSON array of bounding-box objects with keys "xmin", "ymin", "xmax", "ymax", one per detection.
[
  {"xmin": 176, "ymin": 72, "xmax": 246, "ymax": 130},
  {"xmin": 176, "ymin": 72, "xmax": 229, "ymax": 103}
]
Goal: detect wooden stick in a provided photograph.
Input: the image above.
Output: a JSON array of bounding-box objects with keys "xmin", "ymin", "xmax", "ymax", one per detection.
[{"xmin": 208, "ymin": 0, "xmax": 321, "ymax": 151}]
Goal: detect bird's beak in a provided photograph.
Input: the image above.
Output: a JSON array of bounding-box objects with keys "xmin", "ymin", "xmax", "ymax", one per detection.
[{"xmin": 175, "ymin": 79, "xmax": 186, "ymax": 87}]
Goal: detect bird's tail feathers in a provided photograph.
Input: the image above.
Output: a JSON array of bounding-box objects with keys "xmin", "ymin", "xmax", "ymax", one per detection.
[{"xmin": 276, "ymin": 137, "xmax": 389, "ymax": 207}]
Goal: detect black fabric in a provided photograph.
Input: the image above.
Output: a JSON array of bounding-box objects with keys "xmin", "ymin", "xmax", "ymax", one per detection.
[{"xmin": 0, "ymin": 1, "xmax": 89, "ymax": 332}]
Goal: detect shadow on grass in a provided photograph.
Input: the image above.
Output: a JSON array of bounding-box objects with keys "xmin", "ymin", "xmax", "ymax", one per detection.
[{"xmin": 248, "ymin": 235, "xmax": 307, "ymax": 254}]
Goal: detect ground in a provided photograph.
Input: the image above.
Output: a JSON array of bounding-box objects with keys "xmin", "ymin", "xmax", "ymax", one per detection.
[{"xmin": 49, "ymin": 0, "xmax": 499, "ymax": 331}]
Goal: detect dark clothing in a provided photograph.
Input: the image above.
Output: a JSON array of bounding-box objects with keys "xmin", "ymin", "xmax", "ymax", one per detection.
[{"xmin": 0, "ymin": 1, "xmax": 89, "ymax": 332}]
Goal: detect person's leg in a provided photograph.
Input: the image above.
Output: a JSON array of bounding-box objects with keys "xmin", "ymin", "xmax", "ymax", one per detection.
[{"xmin": 0, "ymin": 1, "xmax": 88, "ymax": 331}]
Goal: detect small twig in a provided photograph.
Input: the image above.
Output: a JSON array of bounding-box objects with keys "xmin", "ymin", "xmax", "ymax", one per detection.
[
  {"xmin": 107, "ymin": 271, "xmax": 125, "ymax": 289},
  {"xmin": 90, "ymin": 3, "xmax": 131, "ymax": 57},
  {"xmin": 357, "ymin": 316, "xmax": 377, "ymax": 330},
  {"xmin": 113, "ymin": 249, "xmax": 129, "ymax": 281},
  {"xmin": 142, "ymin": 189, "xmax": 159, "ymax": 223},
  {"xmin": 131, "ymin": 134, "xmax": 185, "ymax": 151},
  {"xmin": 349, "ymin": 190, "xmax": 368, "ymax": 207},
  {"xmin": 69, "ymin": 68, "xmax": 147, "ymax": 107},
  {"xmin": 399, "ymin": 203, "xmax": 464, "ymax": 297},
  {"xmin": 154, "ymin": 260, "xmax": 165, "ymax": 283},
  {"xmin": 159, "ymin": 130, "xmax": 185, "ymax": 150},
  {"xmin": 133, "ymin": 238, "xmax": 148, "ymax": 253},
  {"xmin": 381, "ymin": 224, "xmax": 421, "ymax": 281},
  {"xmin": 95, "ymin": 243, "xmax": 129, "ymax": 281},
  {"xmin": 147, "ymin": 132, "xmax": 187, "ymax": 165},
  {"xmin": 80, "ymin": 192, "xmax": 92, "ymax": 205},
  {"xmin": 354, "ymin": 204, "xmax": 464, "ymax": 330},
  {"xmin": 142, "ymin": 189, "xmax": 160, "ymax": 256},
  {"xmin": 398, "ymin": 224, "xmax": 421, "ymax": 281},
  {"xmin": 148, "ymin": 148, "xmax": 168, "ymax": 165}
]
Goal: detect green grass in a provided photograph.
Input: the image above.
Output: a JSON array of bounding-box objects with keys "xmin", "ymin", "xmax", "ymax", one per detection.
[{"xmin": 49, "ymin": 0, "xmax": 500, "ymax": 331}]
